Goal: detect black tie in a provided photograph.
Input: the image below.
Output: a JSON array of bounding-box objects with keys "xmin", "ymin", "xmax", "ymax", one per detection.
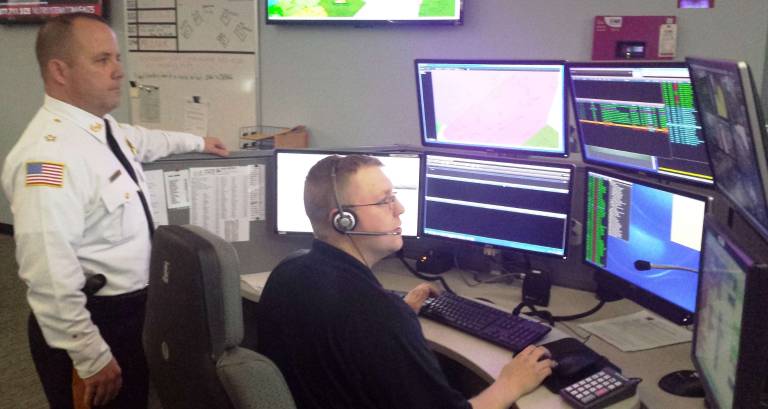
[{"xmin": 104, "ymin": 120, "xmax": 155, "ymax": 238}]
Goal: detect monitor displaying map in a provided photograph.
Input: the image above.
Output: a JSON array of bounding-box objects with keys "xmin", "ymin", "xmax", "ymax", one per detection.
[
  {"xmin": 266, "ymin": 0, "xmax": 463, "ymax": 24},
  {"xmin": 415, "ymin": 60, "xmax": 567, "ymax": 156}
]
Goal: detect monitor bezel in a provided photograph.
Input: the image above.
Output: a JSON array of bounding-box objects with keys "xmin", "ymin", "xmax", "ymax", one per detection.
[
  {"xmin": 567, "ymin": 61, "xmax": 714, "ymax": 186},
  {"xmin": 415, "ymin": 59, "xmax": 569, "ymax": 158},
  {"xmin": 420, "ymin": 151, "xmax": 575, "ymax": 259},
  {"xmin": 265, "ymin": 0, "xmax": 464, "ymax": 25},
  {"xmin": 686, "ymin": 57, "xmax": 768, "ymax": 242},
  {"xmin": 691, "ymin": 216, "xmax": 768, "ymax": 409},
  {"xmin": 583, "ymin": 167, "xmax": 709, "ymax": 325},
  {"xmin": 273, "ymin": 148, "xmax": 424, "ymax": 237}
]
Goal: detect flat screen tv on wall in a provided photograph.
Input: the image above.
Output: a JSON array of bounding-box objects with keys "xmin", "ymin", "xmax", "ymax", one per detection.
[
  {"xmin": 266, "ymin": 0, "xmax": 463, "ymax": 25},
  {"xmin": 0, "ymin": 1, "xmax": 106, "ymax": 23}
]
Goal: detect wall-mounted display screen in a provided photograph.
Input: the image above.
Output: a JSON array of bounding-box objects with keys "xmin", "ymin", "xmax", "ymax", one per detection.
[
  {"xmin": 0, "ymin": 1, "xmax": 105, "ymax": 23},
  {"xmin": 266, "ymin": 0, "xmax": 463, "ymax": 25}
]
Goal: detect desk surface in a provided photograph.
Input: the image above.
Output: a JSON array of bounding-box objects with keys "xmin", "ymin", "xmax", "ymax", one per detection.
[{"xmin": 241, "ymin": 258, "xmax": 706, "ymax": 409}]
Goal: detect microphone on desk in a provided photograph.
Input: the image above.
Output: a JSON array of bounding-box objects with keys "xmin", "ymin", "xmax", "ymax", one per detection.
[{"xmin": 634, "ymin": 260, "xmax": 698, "ymax": 273}]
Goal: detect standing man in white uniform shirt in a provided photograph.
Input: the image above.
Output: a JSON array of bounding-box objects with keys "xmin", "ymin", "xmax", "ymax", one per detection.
[{"xmin": 1, "ymin": 13, "xmax": 229, "ymax": 409}]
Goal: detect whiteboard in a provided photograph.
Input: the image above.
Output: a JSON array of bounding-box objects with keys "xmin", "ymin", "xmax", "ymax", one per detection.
[{"xmin": 126, "ymin": 0, "xmax": 258, "ymax": 149}]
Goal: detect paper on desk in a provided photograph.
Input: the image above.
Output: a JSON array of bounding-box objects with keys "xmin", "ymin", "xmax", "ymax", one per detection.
[{"xmin": 578, "ymin": 310, "xmax": 692, "ymax": 352}]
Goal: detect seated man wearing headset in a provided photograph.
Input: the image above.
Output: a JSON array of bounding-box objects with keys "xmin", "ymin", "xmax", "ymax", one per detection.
[{"xmin": 258, "ymin": 154, "xmax": 554, "ymax": 409}]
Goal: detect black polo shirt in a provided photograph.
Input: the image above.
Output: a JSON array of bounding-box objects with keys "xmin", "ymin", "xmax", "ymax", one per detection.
[{"xmin": 258, "ymin": 239, "xmax": 471, "ymax": 409}]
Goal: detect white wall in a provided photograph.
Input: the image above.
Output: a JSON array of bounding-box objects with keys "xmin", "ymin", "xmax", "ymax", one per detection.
[{"xmin": 1, "ymin": 0, "xmax": 768, "ymax": 224}]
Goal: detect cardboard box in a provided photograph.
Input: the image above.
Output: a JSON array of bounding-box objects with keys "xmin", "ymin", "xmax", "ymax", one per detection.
[{"xmin": 240, "ymin": 125, "xmax": 309, "ymax": 149}]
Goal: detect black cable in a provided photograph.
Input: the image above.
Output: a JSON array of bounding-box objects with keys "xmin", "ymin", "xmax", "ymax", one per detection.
[
  {"xmin": 513, "ymin": 302, "xmax": 555, "ymax": 326},
  {"xmin": 512, "ymin": 300, "xmax": 606, "ymax": 325},
  {"xmin": 397, "ymin": 251, "xmax": 455, "ymax": 295}
]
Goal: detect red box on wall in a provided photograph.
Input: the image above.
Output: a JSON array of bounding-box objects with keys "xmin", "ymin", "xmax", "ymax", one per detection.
[{"xmin": 592, "ymin": 16, "xmax": 677, "ymax": 60}]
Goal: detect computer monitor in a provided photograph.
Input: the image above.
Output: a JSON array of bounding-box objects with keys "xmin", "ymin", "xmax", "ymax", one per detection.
[
  {"xmin": 584, "ymin": 169, "xmax": 707, "ymax": 325},
  {"xmin": 692, "ymin": 217, "xmax": 768, "ymax": 409},
  {"xmin": 274, "ymin": 150, "xmax": 422, "ymax": 237},
  {"xmin": 421, "ymin": 153, "xmax": 573, "ymax": 257},
  {"xmin": 687, "ymin": 58, "xmax": 768, "ymax": 241},
  {"xmin": 415, "ymin": 60, "xmax": 567, "ymax": 156},
  {"xmin": 568, "ymin": 63, "xmax": 713, "ymax": 184}
]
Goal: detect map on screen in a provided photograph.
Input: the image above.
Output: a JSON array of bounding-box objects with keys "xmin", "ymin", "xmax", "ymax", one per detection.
[
  {"xmin": 430, "ymin": 69, "xmax": 563, "ymax": 149},
  {"xmin": 267, "ymin": 0, "xmax": 460, "ymax": 21}
]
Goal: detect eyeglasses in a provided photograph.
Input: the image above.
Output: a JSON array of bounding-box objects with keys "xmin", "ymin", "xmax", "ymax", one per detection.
[{"xmin": 344, "ymin": 194, "xmax": 398, "ymax": 209}]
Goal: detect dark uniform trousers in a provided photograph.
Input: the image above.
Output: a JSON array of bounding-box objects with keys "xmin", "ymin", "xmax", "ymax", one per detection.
[{"xmin": 28, "ymin": 289, "xmax": 149, "ymax": 409}]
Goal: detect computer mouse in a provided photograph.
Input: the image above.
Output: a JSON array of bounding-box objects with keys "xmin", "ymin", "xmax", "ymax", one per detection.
[
  {"xmin": 658, "ymin": 370, "xmax": 705, "ymax": 398},
  {"xmin": 553, "ymin": 354, "xmax": 597, "ymax": 378}
]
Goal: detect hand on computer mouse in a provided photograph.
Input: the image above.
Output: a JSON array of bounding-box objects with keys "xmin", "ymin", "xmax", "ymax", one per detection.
[
  {"xmin": 469, "ymin": 345, "xmax": 556, "ymax": 408},
  {"xmin": 502, "ymin": 345, "xmax": 555, "ymax": 398}
]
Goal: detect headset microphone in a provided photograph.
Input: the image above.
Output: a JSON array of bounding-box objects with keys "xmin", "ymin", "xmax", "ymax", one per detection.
[
  {"xmin": 345, "ymin": 230, "xmax": 401, "ymax": 236},
  {"xmin": 634, "ymin": 259, "xmax": 698, "ymax": 273},
  {"xmin": 330, "ymin": 158, "xmax": 401, "ymax": 237}
]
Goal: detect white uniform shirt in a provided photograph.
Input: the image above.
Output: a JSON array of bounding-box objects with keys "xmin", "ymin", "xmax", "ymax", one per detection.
[{"xmin": 1, "ymin": 95, "xmax": 204, "ymax": 378}]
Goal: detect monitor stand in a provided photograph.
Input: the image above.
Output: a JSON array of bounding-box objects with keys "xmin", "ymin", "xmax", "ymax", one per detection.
[{"xmin": 658, "ymin": 370, "xmax": 705, "ymax": 398}]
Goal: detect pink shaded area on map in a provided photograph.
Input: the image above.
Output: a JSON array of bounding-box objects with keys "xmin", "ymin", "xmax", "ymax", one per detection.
[{"xmin": 431, "ymin": 70, "xmax": 560, "ymax": 145}]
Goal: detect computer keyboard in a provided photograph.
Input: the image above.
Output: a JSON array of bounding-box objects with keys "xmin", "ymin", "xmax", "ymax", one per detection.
[{"xmin": 420, "ymin": 291, "xmax": 551, "ymax": 353}]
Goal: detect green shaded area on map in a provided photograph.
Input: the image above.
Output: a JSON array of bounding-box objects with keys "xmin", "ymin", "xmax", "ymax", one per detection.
[
  {"xmin": 270, "ymin": 0, "xmax": 456, "ymax": 18},
  {"xmin": 268, "ymin": 0, "xmax": 365, "ymax": 17},
  {"xmin": 319, "ymin": 0, "xmax": 365, "ymax": 17},
  {"xmin": 523, "ymin": 125, "xmax": 560, "ymax": 149},
  {"xmin": 420, "ymin": 0, "xmax": 455, "ymax": 17},
  {"xmin": 436, "ymin": 122, "xmax": 447, "ymax": 138}
]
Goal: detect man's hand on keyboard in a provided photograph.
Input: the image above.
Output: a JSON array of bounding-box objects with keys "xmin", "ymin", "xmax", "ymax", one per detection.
[{"xmin": 404, "ymin": 283, "xmax": 440, "ymax": 313}]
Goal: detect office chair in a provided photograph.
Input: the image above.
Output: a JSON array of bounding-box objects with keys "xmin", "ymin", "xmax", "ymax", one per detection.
[{"xmin": 144, "ymin": 225, "xmax": 296, "ymax": 409}]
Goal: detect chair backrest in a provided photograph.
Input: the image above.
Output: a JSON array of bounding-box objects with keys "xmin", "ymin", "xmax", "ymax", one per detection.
[{"xmin": 144, "ymin": 224, "xmax": 296, "ymax": 409}]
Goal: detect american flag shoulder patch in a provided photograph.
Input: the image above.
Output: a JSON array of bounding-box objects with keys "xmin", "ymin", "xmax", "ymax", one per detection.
[{"xmin": 25, "ymin": 161, "xmax": 65, "ymax": 188}]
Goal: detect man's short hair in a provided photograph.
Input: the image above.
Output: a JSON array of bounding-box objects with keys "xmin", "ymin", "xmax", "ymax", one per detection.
[
  {"xmin": 35, "ymin": 12, "xmax": 109, "ymax": 77},
  {"xmin": 304, "ymin": 154, "xmax": 383, "ymax": 235}
]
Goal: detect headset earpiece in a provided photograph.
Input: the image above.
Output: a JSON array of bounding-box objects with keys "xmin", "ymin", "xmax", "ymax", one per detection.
[
  {"xmin": 330, "ymin": 157, "xmax": 356, "ymax": 234},
  {"xmin": 332, "ymin": 208, "xmax": 357, "ymax": 233}
]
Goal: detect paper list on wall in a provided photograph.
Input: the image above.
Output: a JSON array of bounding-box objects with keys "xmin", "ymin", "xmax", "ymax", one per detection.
[
  {"xmin": 184, "ymin": 100, "xmax": 209, "ymax": 136},
  {"xmin": 139, "ymin": 86, "xmax": 161, "ymax": 124},
  {"xmin": 164, "ymin": 169, "xmax": 190, "ymax": 209},
  {"xmin": 190, "ymin": 166, "xmax": 251, "ymax": 242},
  {"xmin": 249, "ymin": 164, "xmax": 265, "ymax": 221},
  {"xmin": 144, "ymin": 169, "xmax": 169, "ymax": 227}
]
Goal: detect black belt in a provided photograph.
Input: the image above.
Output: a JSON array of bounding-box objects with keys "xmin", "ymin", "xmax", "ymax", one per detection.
[{"xmin": 86, "ymin": 288, "xmax": 148, "ymax": 317}]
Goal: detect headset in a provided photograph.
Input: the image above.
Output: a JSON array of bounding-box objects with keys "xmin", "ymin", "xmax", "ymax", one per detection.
[{"xmin": 329, "ymin": 158, "xmax": 400, "ymax": 236}]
